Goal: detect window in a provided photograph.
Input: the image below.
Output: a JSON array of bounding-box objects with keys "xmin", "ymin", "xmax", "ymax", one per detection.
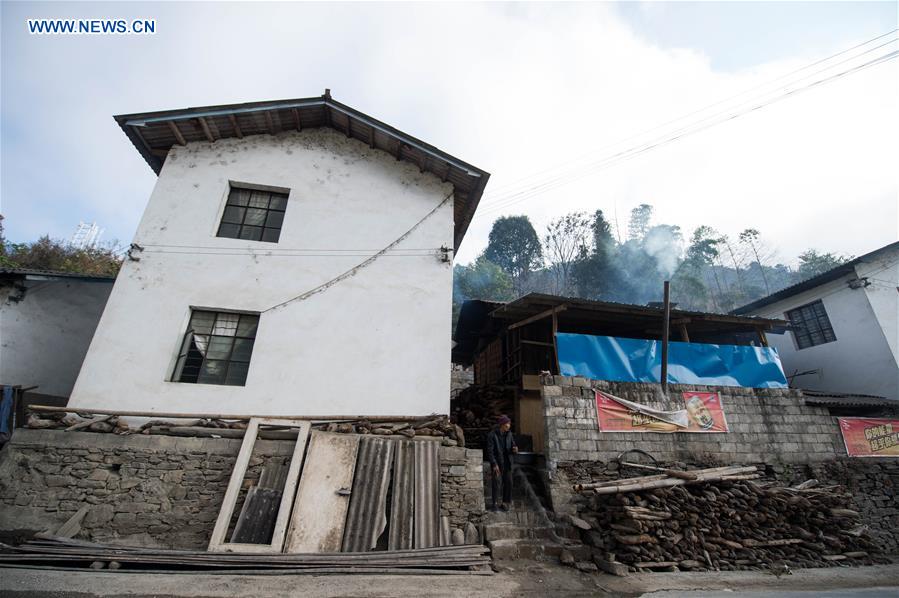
[
  {"xmin": 173, "ymin": 310, "xmax": 259, "ymax": 386},
  {"xmin": 217, "ymin": 186, "xmax": 288, "ymax": 243},
  {"xmin": 786, "ymin": 300, "xmax": 836, "ymax": 350}
]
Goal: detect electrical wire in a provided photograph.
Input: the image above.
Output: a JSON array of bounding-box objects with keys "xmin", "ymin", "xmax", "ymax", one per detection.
[
  {"xmin": 478, "ymin": 29, "xmax": 899, "ymax": 200},
  {"xmin": 474, "ymin": 47, "xmax": 898, "ymax": 217}
]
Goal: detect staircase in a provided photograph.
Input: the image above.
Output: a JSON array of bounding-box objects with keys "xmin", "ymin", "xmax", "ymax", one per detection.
[{"xmin": 483, "ymin": 462, "xmax": 590, "ymax": 562}]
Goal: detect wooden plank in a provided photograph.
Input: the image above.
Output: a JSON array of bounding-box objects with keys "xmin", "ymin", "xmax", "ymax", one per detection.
[
  {"xmin": 54, "ymin": 505, "xmax": 90, "ymax": 539},
  {"xmin": 518, "ymin": 392, "xmax": 544, "ymax": 453},
  {"xmin": 197, "ymin": 117, "xmax": 215, "ymax": 142},
  {"xmin": 27, "ymin": 405, "xmax": 431, "ymax": 422},
  {"xmin": 268, "ymin": 419, "xmax": 310, "ymax": 552},
  {"xmin": 228, "ymin": 114, "xmax": 243, "ymax": 138},
  {"xmin": 521, "ymin": 374, "xmax": 542, "ymax": 391},
  {"xmin": 507, "ymin": 305, "xmax": 566, "ymax": 330},
  {"xmin": 167, "ymin": 121, "xmax": 187, "ymax": 146},
  {"xmin": 208, "ymin": 419, "xmax": 259, "ymax": 550},
  {"xmin": 285, "ymin": 432, "xmax": 359, "ymax": 553}
]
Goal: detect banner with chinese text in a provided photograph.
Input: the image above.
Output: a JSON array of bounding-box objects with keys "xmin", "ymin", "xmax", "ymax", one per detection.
[
  {"xmin": 595, "ymin": 391, "xmax": 729, "ymax": 433},
  {"xmin": 839, "ymin": 418, "xmax": 899, "ymax": 457}
]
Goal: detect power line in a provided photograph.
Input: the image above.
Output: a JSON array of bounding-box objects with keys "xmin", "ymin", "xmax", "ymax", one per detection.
[{"xmin": 475, "ymin": 47, "xmax": 898, "ymax": 217}]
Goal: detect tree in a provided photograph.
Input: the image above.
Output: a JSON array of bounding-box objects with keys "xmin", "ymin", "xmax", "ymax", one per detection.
[
  {"xmin": 738, "ymin": 228, "xmax": 773, "ymax": 295},
  {"xmin": 672, "ymin": 226, "xmax": 721, "ymax": 311},
  {"xmin": 484, "ymin": 215, "xmax": 542, "ymax": 295},
  {"xmin": 2, "ymin": 235, "xmax": 123, "ymax": 277},
  {"xmin": 543, "ymin": 211, "xmax": 592, "ymax": 295},
  {"xmin": 627, "ymin": 204, "xmax": 653, "ymax": 242},
  {"xmin": 796, "ymin": 249, "xmax": 851, "ymax": 281},
  {"xmin": 452, "ymin": 256, "xmax": 514, "ymax": 327},
  {"xmin": 571, "ymin": 210, "xmax": 618, "ymax": 300}
]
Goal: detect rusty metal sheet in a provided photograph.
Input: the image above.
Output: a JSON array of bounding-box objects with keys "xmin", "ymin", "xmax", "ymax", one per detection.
[
  {"xmin": 387, "ymin": 440, "xmax": 415, "ymax": 550},
  {"xmin": 341, "ymin": 437, "xmax": 395, "ymax": 552},
  {"xmin": 284, "ymin": 432, "xmax": 359, "ymax": 553},
  {"xmin": 413, "ymin": 440, "xmax": 440, "ymax": 549}
]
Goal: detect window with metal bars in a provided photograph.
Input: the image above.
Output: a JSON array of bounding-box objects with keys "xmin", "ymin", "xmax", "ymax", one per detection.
[
  {"xmin": 217, "ymin": 186, "xmax": 288, "ymax": 243},
  {"xmin": 786, "ymin": 300, "xmax": 837, "ymax": 350},
  {"xmin": 172, "ymin": 310, "xmax": 259, "ymax": 386}
]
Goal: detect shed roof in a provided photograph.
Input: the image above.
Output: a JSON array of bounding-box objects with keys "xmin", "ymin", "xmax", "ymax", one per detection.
[
  {"xmin": 453, "ymin": 293, "xmax": 789, "ymax": 364},
  {"xmin": 732, "ymin": 241, "xmax": 899, "ymax": 315},
  {"xmin": 114, "ymin": 91, "xmax": 490, "ymax": 251},
  {"xmin": 801, "ymin": 390, "xmax": 897, "ymax": 409}
]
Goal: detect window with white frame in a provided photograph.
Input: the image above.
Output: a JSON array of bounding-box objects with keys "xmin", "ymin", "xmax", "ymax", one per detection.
[
  {"xmin": 172, "ymin": 310, "xmax": 259, "ymax": 386},
  {"xmin": 786, "ymin": 300, "xmax": 837, "ymax": 350}
]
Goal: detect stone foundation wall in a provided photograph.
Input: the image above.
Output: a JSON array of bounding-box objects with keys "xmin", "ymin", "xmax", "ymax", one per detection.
[
  {"xmin": 0, "ymin": 429, "xmax": 484, "ymax": 549},
  {"xmin": 542, "ymin": 376, "xmax": 843, "ymax": 465}
]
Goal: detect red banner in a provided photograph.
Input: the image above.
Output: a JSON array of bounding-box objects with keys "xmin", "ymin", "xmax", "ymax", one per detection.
[
  {"xmin": 595, "ymin": 391, "xmax": 729, "ymax": 433},
  {"xmin": 839, "ymin": 418, "xmax": 899, "ymax": 457}
]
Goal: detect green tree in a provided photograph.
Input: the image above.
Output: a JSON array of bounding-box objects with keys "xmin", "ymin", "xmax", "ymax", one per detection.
[
  {"xmin": 796, "ymin": 249, "xmax": 851, "ymax": 281},
  {"xmin": 543, "ymin": 211, "xmax": 592, "ymax": 295},
  {"xmin": 672, "ymin": 226, "xmax": 721, "ymax": 311},
  {"xmin": 452, "ymin": 256, "xmax": 514, "ymax": 327},
  {"xmin": 484, "ymin": 215, "xmax": 542, "ymax": 294},
  {"xmin": 738, "ymin": 228, "xmax": 772, "ymax": 295},
  {"xmin": 572, "ymin": 210, "xmax": 617, "ymax": 300},
  {"xmin": 2, "ymin": 235, "xmax": 123, "ymax": 277},
  {"xmin": 627, "ymin": 203, "xmax": 653, "ymax": 242}
]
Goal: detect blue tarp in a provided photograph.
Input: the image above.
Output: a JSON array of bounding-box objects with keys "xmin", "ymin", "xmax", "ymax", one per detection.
[{"xmin": 557, "ymin": 333, "xmax": 788, "ymax": 389}]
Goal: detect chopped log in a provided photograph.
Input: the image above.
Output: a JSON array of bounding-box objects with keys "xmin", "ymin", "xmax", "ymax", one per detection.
[
  {"xmin": 614, "ymin": 534, "xmax": 656, "ymax": 545},
  {"xmin": 635, "ymin": 561, "xmax": 679, "ymax": 568},
  {"xmin": 829, "ymin": 508, "xmax": 860, "ymax": 518}
]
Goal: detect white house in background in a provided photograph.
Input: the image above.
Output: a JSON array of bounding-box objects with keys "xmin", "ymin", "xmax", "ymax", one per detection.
[
  {"xmin": 733, "ymin": 241, "xmax": 899, "ymax": 401},
  {"xmin": 69, "ymin": 92, "xmax": 489, "ymax": 416},
  {"xmin": 1, "ymin": 269, "xmax": 114, "ymax": 405}
]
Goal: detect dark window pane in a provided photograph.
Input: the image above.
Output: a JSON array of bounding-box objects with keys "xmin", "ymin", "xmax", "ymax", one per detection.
[
  {"xmin": 206, "ymin": 336, "xmax": 234, "ymax": 360},
  {"xmin": 269, "ymin": 196, "xmax": 288, "ymax": 210},
  {"xmin": 787, "ymin": 300, "xmax": 835, "ymax": 350},
  {"xmin": 231, "ymin": 338, "xmax": 255, "ymax": 361},
  {"xmin": 239, "ymin": 226, "xmax": 262, "ymax": 241},
  {"xmin": 189, "ymin": 312, "xmax": 216, "ymax": 334},
  {"xmin": 198, "ymin": 360, "xmax": 227, "ymax": 384},
  {"xmin": 225, "ymin": 361, "xmax": 250, "ymax": 386},
  {"xmin": 248, "ymin": 192, "xmax": 270, "ymax": 209},
  {"xmin": 222, "ymin": 206, "xmax": 245, "ymax": 224},
  {"xmin": 229, "ymin": 188, "xmax": 251, "ymax": 206},
  {"xmin": 265, "ymin": 211, "xmax": 284, "ymax": 228},
  {"xmin": 261, "ymin": 228, "xmax": 281, "ymax": 243},
  {"xmin": 237, "ymin": 315, "xmax": 259, "ymax": 337},
  {"xmin": 218, "ymin": 223, "xmax": 240, "ymax": 239},
  {"xmin": 245, "ymin": 208, "xmax": 267, "ymax": 226}
]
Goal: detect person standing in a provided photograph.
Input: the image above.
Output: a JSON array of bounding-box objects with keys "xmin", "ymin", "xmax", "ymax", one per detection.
[{"xmin": 486, "ymin": 414, "xmax": 518, "ymax": 511}]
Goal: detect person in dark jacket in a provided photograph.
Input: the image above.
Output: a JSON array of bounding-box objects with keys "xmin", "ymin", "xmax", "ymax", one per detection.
[{"xmin": 486, "ymin": 414, "xmax": 518, "ymax": 511}]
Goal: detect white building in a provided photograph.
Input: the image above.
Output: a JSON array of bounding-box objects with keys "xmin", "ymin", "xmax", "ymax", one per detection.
[
  {"xmin": 734, "ymin": 242, "xmax": 899, "ymax": 401},
  {"xmin": 69, "ymin": 92, "xmax": 489, "ymax": 417}
]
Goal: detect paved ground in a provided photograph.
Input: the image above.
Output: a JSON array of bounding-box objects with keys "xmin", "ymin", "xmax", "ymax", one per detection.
[{"xmin": 0, "ymin": 561, "xmax": 897, "ymax": 597}]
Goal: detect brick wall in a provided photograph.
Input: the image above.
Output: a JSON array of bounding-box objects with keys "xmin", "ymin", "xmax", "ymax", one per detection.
[
  {"xmin": 0, "ymin": 430, "xmax": 484, "ymax": 549},
  {"xmin": 542, "ymin": 376, "xmax": 844, "ymax": 466}
]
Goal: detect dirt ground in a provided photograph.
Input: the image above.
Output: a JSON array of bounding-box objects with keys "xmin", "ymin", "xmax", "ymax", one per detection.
[{"xmin": 1, "ymin": 560, "xmax": 898, "ymax": 597}]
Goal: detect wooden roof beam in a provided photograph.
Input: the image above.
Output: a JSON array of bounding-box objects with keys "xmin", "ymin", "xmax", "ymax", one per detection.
[
  {"xmin": 367, "ymin": 125, "xmax": 375, "ymax": 148},
  {"xmin": 197, "ymin": 117, "xmax": 215, "ymax": 142},
  {"xmin": 292, "ymin": 108, "xmax": 302, "ymax": 132},
  {"xmin": 228, "ymin": 114, "xmax": 243, "ymax": 139},
  {"xmin": 264, "ymin": 111, "xmax": 276, "ymax": 135},
  {"xmin": 508, "ymin": 305, "xmax": 567, "ymax": 331},
  {"xmin": 167, "ymin": 121, "xmax": 187, "ymax": 146}
]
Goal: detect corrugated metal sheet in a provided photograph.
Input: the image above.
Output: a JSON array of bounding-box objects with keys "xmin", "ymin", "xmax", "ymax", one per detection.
[
  {"xmin": 388, "ymin": 440, "xmax": 415, "ymax": 550},
  {"xmin": 413, "ymin": 440, "xmax": 440, "ymax": 549},
  {"xmin": 341, "ymin": 437, "xmax": 395, "ymax": 552}
]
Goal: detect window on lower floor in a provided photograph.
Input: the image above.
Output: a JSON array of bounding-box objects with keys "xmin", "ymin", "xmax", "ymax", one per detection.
[
  {"xmin": 786, "ymin": 299, "xmax": 837, "ymax": 350},
  {"xmin": 172, "ymin": 310, "xmax": 259, "ymax": 386},
  {"xmin": 217, "ymin": 185, "xmax": 288, "ymax": 243}
]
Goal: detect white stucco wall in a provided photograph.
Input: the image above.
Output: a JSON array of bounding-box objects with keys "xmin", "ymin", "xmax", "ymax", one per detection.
[
  {"xmin": 69, "ymin": 128, "xmax": 455, "ymax": 416},
  {"xmin": 749, "ymin": 258, "xmax": 899, "ymax": 401},
  {"xmin": 1, "ymin": 278, "xmax": 113, "ymax": 398},
  {"xmin": 857, "ymin": 246, "xmax": 899, "ymax": 366}
]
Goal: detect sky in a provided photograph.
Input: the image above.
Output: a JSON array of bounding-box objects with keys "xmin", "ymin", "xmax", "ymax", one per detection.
[{"xmin": 1, "ymin": 1, "xmax": 897, "ymax": 268}]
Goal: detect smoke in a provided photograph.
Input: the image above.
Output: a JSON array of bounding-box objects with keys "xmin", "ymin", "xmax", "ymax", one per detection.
[{"xmin": 642, "ymin": 225, "xmax": 684, "ymax": 278}]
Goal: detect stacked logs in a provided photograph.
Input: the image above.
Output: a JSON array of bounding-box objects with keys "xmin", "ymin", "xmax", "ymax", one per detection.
[
  {"xmin": 573, "ymin": 466, "xmax": 886, "ymax": 573},
  {"xmin": 450, "ymin": 385, "xmax": 515, "ymax": 449}
]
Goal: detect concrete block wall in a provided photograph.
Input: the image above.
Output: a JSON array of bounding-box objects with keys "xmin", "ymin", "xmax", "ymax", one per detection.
[
  {"xmin": 541, "ymin": 375, "xmax": 844, "ymax": 466},
  {"xmin": 0, "ymin": 430, "xmax": 484, "ymax": 549}
]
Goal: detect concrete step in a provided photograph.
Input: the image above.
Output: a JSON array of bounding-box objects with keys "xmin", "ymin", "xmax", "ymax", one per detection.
[
  {"xmin": 488, "ymin": 539, "xmax": 588, "ymax": 561},
  {"xmin": 483, "ymin": 509, "xmax": 544, "ymax": 525},
  {"xmin": 483, "ymin": 522, "xmax": 556, "ymax": 541}
]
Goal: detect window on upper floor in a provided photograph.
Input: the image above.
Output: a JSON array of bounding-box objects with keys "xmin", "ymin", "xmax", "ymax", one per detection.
[
  {"xmin": 217, "ymin": 185, "xmax": 288, "ymax": 243},
  {"xmin": 786, "ymin": 300, "xmax": 837, "ymax": 350},
  {"xmin": 172, "ymin": 309, "xmax": 259, "ymax": 386}
]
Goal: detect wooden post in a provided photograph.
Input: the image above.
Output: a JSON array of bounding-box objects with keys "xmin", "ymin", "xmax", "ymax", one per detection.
[
  {"xmin": 661, "ymin": 281, "xmax": 671, "ymax": 395},
  {"xmin": 552, "ymin": 311, "xmax": 560, "ymax": 374}
]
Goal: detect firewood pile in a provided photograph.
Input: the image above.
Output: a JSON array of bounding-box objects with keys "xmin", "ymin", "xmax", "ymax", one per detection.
[
  {"xmin": 450, "ymin": 385, "xmax": 515, "ymax": 449},
  {"xmin": 24, "ymin": 410, "xmax": 464, "ymax": 446},
  {"xmin": 572, "ymin": 465, "xmax": 887, "ymax": 573}
]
